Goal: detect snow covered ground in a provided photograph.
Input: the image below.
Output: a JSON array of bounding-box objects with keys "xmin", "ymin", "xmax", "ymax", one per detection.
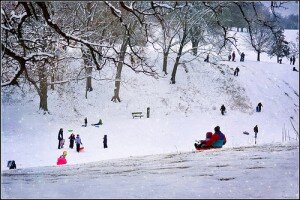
[
  {"xmin": 1, "ymin": 29, "xmax": 299, "ymax": 198},
  {"xmin": 1, "ymin": 143, "xmax": 299, "ymax": 198}
]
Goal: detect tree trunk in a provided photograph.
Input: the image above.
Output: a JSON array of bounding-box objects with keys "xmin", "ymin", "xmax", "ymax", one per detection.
[
  {"xmin": 39, "ymin": 66, "xmax": 48, "ymax": 112},
  {"xmin": 191, "ymin": 40, "xmax": 199, "ymax": 56},
  {"xmin": 50, "ymin": 73, "xmax": 55, "ymax": 90},
  {"xmin": 111, "ymin": 37, "xmax": 128, "ymax": 102},
  {"xmin": 257, "ymin": 51, "xmax": 261, "ymax": 61},
  {"xmin": 170, "ymin": 28, "xmax": 187, "ymax": 84},
  {"xmin": 162, "ymin": 51, "xmax": 169, "ymax": 75},
  {"xmin": 86, "ymin": 66, "xmax": 93, "ymax": 91}
]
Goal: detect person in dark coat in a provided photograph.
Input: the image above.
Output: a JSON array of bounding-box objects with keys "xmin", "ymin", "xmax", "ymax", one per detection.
[
  {"xmin": 254, "ymin": 125, "xmax": 258, "ymax": 144},
  {"xmin": 290, "ymin": 57, "xmax": 293, "ymax": 65},
  {"xmin": 84, "ymin": 117, "xmax": 87, "ymax": 127},
  {"xmin": 240, "ymin": 52, "xmax": 245, "ymax": 62},
  {"xmin": 103, "ymin": 135, "xmax": 108, "ymax": 149},
  {"xmin": 257, "ymin": 102, "xmax": 263, "ymax": 112},
  {"xmin": 292, "ymin": 56, "xmax": 296, "ymax": 65},
  {"xmin": 228, "ymin": 54, "xmax": 231, "ymax": 61},
  {"xmin": 204, "ymin": 54, "xmax": 209, "ymax": 62},
  {"xmin": 8, "ymin": 160, "xmax": 17, "ymax": 169},
  {"xmin": 58, "ymin": 128, "xmax": 63, "ymax": 149},
  {"xmin": 232, "ymin": 51, "xmax": 236, "ymax": 62},
  {"xmin": 75, "ymin": 134, "xmax": 82, "ymax": 153},
  {"xmin": 220, "ymin": 104, "xmax": 226, "ymax": 115},
  {"xmin": 69, "ymin": 133, "xmax": 75, "ymax": 149},
  {"xmin": 92, "ymin": 119, "xmax": 103, "ymax": 126},
  {"xmin": 234, "ymin": 67, "xmax": 240, "ymax": 76}
]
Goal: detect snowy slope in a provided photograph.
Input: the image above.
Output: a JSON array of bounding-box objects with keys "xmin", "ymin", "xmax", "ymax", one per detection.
[
  {"xmin": 1, "ymin": 143, "xmax": 299, "ymax": 199},
  {"xmin": 1, "ymin": 30, "xmax": 299, "ymax": 170}
]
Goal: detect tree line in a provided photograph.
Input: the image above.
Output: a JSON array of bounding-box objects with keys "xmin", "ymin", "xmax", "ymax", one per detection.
[{"xmin": 1, "ymin": 1, "xmax": 299, "ymax": 113}]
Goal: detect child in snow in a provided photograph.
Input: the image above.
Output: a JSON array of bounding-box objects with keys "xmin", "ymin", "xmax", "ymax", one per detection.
[
  {"xmin": 75, "ymin": 134, "xmax": 83, "ymax": 152},
  {"xmin": 57, "ymin": 151, "xmax": 67, "ymax": 165},
  {"xmin": 194, "ymin": 132, "xmax": 213, "ymax": 149},
  {"xmin": 69, "ymin": 133, "xmax": 75, "ymax": 149}
]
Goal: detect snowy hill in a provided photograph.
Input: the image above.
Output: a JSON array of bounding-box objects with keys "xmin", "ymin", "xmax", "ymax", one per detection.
[
  {"xmin": 1, "ymin": 30, "xmax": 299, "ymax": 171},
  {"xmin": 1, "ymin": 143, "xmax": 299, "ymax": 198}
]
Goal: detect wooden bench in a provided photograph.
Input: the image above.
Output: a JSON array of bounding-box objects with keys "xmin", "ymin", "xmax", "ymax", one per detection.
[{"xmin": 132, "ymin": 112, "xmax": 143, "ymax": 119}]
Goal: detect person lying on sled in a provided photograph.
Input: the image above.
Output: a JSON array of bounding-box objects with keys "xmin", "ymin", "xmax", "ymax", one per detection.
[{"xmin": 195, "ymin": 126, "xmax": 227, "ymax": 149}]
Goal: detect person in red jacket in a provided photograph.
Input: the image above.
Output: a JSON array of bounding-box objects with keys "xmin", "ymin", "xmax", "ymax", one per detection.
[{"xmin": 204, "ymin": 126, "xmax": 227, "ymax": 148}]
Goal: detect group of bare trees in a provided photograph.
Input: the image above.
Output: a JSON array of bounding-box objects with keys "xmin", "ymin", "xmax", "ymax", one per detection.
[{"xmin": 1, "ymin": 1, "xmax": 295, "ymax": 113}]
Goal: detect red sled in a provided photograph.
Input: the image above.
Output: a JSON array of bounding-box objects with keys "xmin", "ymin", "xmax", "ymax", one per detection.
[
  {"xmin": 79, "ymin": 147, "xmax": 85, "ymax": 152},
  {"xmin": 195, "ymin": 146, "xmax": 212, "ymax": 151}
]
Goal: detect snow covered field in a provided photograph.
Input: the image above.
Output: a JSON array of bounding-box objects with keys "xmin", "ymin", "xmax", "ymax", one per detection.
[
  {"xmin": 1, "ymin": 143, "xmax": 299, "ymax": 198},
  {"xmin": 1, "ymin": 29, "xmax": 299, "ymax": 198}
]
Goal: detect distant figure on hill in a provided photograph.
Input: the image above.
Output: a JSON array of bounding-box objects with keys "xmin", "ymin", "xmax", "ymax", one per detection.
[
  {"xmin": 103, "ymin": 135, "xmax": 108, "ymax": 149},
  {"xmin": 58, "ymin": 128, "xmax": 64, "ymax": 149},
  {"xmin": 256, "ymin": 102, "xmax": 263, "ymax": 112},
  {"xmin": 292, "ymin": 55, "xmax": 296, "ymax": 65},
  {"xmin": 220, "ymin": 104, "xmax": 226, "ymax": 115},
  {"xmin": 290, "ymin": 57, "xmax": 293, "ymax": 65},
  {"xmin": 92, "ymin": 119, "xmax": 103, "ymax": 126},
  {"xmin": 228, "ymin": 54, "xmax": 231, "ymax": 61},
  {"xmin": 232, "ymin": 51, "xmax": 236, "ymax": 61},
  {"xmin": 240, "ymin": 52, "xmax": 245, "ymax": 62},
  {"xmin": 75, "ymin": 134, "xmax": 83, "ymax": 153},
  {"xmin": 68, "ymin": 133, "xmax": 75, "ymax": 149},
  {"xmin": 278, "ymin": 58, "xmax": 282, "ymax": 64},
  {"xmin": 7, "ymin": 160, "xmax": 16, "ymax": 169},
  {"xmin": 204, "ymin": 54, "xmax": 209, "ymax": 62},
  {"xmin": 254, "ymin": 125, "xmax": 258, "ymax": 144},
  {"xmin": 293, "ymin": 67, "xmax": 298, "ymax": 72},
  {"xmin": 234, "ymin": 67, "xmax": 240, "ymax": 76},
  {"xmin": 84, "ymin": 117, "xmax": 87, "ymax": 127}
]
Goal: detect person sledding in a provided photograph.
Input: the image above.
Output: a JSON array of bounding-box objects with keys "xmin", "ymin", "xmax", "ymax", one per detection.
[
  {"xmin": 194, "ymin": 132, "xmax": 213, "ymax": 149},
  {"xmin": 91, "ymin": 119, "xmax": 103, "ymax": 126},
  {"xmin": 57, "ymin": 151, "xmax": 68, "ymax": 165},
  {"xmin": 194, "ymin": 126, "xmax": 227, "ymax": 150}
]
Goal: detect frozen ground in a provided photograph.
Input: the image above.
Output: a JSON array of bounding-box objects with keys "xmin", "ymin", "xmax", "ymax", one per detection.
[{"xmin": 1, "ymin": 143, "xmax": 299, "ymax": 199}]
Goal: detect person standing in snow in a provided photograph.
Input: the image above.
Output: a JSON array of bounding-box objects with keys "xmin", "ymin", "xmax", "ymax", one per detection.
[
  {"xmin": 228, "ymin": 54, "xmax": 231, "ymax": 61},
  {"xmin": 290, "ymin": 57, "xmax": 293, "ymax": 65},
  {"xmin": 240, "ymin": 52, "xmax": 245, "ymax": 62},
  {"xmin": 58, "ymin": 128, "xmax": 63, "ymax": 149},
  {"xmin": 75, "ymin": 134, "xmax": 83, "ymax": 153},
  {"xmin": 69, "ymin": 133, "xmax": 75, "ymax": 149},
  {"xmin": 220, "ymin": 104, "xmax": 226, "ymax": 115},
  {"xmin": 103, "ymin": 135, "xmax": 108, "ymax": 149},
  {"xmin": 254, "ymin": 125, "xmax": 258, "ymax": 144},
  {"xmin": 257, "ymin": 102, "xmax": 263, "ymax": 112},
  {"xmin": 204, "ymin": 54, "xmax": 209, "ymax": 62},
  {"xmin": 234, "ymin": 67, "xmax": 240, "ymax": 76},
  {"xmin": 232, "ymin": 51, "xmax": 236, "ymax": 62},
  {"xmin": 84, "ymin": 117, "xmax": 87, "ymax": 127},
  {"xmin": 292, "ymin": 56, "xmax": 296, "ymax": 65}
]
